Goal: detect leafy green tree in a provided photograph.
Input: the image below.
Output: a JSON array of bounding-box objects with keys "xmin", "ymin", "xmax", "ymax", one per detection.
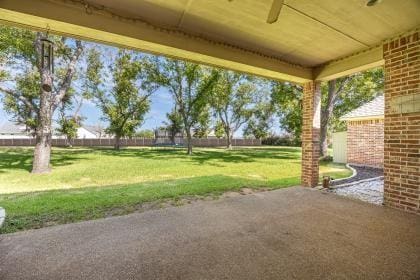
[
  {"xmin": 319, "ymin": 68, "xmax": 384, "ymax": 156},
  {"xmin": 56, "ymin": 115, "xmax": 79, "ymax": 147},
  {"xmin": 193, "ymin": 107, "xmax": 211, "ymax": 138},
  {"xmin": 154, "ymin": 58, "xmax": 219, "ymax": 155},
  {"xmin": 55, "ymin": 89, "xmax": 86, "ymax": 147},
  {"xmin": 164, "ymin": 107, "xmax": 184, "ymax": 144},
  {"xmin": 0, "ymin": 26, "xmax": 84, "ymax": 173},
  {"xmin": 92, "ymin": 50, "xmax": 159, "ymax": 150},
  {"xmin": 271, "ymin": 68, "xmax": 384, "ymax": 153},
  {"xmin": 135, "ymin": 129, "xmax": 154, "ymax": 138},
  {"xmin": 209, "ymin": 70, "xmax": 256, "ymax": 149},
  {"xmin": 243, "ymin": 102, "xmax": 274, "ymax": 139},
  {"xmin": 243, "ymin": 83, "xmax": 274, "ymax": 139},
  {"xmin": 271, "ymin": 82, "xmax": 303, "ymax": 142},
  {"xmin": 214, "ymin": 121, "xmax": 225, "ymax": 139}
]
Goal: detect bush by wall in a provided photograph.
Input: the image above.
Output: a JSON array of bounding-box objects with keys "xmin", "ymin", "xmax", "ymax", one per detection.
[{"xmin": 262, "ymin": 136, "xmax": 301, "ymax": 147}]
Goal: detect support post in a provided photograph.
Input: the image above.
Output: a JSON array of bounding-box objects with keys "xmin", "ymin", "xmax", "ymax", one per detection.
[
  {"xmin": 301, "ymin": 81, "xmax": 321, "ymax": 187},
  {"xmin": 383, "ymin": 31, "xmax": 420, "ymax": 214}
]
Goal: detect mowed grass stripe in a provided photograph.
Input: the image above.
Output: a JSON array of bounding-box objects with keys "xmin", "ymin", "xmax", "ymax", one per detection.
[{"xmin": 0, "ymin": 147, "xmax": 351, "ymax": 233}]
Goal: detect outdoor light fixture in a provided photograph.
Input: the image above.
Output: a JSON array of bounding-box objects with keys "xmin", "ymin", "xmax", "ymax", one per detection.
[{"xmin": 41, "ymin": 37, "xmax": 54, "ymax": 92}]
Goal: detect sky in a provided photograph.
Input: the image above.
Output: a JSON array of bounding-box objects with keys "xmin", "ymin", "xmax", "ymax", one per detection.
[
  {"xmin": 0, "ymin": 29, "xmax": 282, "ymax": 137},
  {"xmin": 0, "ymin": 86, "xmax": 176, "ymax": 132}
]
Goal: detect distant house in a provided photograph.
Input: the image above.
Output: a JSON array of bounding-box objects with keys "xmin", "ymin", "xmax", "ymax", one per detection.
[
  {"xmin": 0, "ymin": 122, "xmax": 32, "ymax": 139},
  {"xmin": 0, "ymin": 121, "xmax": 109, "ymax": 139},
  {"xmin": 58, "ymin": 125, "xmax": 108, "ymax": 139},
  {"xmin": 82, "ymin": 125, "xmax": 108, "ymax": 138},
  {"xmin": 333, "ymin": 95, "xmax": 384, "ymax": 168},
  {"xmin": 75, "ymin": 126, "xmax": 96, "ymax": 139}
]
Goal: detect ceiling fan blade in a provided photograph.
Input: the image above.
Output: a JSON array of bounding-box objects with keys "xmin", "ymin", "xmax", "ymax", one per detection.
[{"xmin": 266, "ymin": 0, "xmax": 284, "ymax": 24}]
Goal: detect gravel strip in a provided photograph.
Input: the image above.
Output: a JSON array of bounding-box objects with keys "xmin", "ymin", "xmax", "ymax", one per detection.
[
  {"xmin": 331, "ymin": 165, "xmax": 383, "ymax": 186},
  {"xmin": 330, "ymin": 178, "xmax": 384, "ymax": 205}
]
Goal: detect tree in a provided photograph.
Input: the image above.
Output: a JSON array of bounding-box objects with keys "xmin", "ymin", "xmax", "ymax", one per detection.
[
  {"xmin": 243, "ymin": 102, "xmax": 274, "ymax": 139},
  {"xmin": 135, "ymin": 129, "xmax": 154, "ymax": 138},
  {"xmin": 92, "ymin": 50, "xmax": 158, "ymax": 150},
  {"xmin": 271, "ymin": 68, "xmax": 384, "ymax": 153},
  {"xmin": 154, "ymin": 59, "xmax": 219, "ymax": 155},
  {"xmin": 319, "ymin": 68, "xmax": 384, "ymax": 157},
  {"xmin": 243, "ymin": 83, "xmax": 274, "ymax": 139},
  {"xmin": 163, "ymin": 107, "xmax": 184, "ymax": 144},
  {"xmin": 193, "ymin": 107, "xmax": 211, "ymax": 138},
  {"xmin": 214, "ymin": 121, "xmax": 225, "ymax": 139},
  {"xmin": 270, "ymin": 82, "xmax": 303, "ymax": 142},
  {"xmin": 56, "ymin": 92, "xmax": 84, "ymax": 147},
  {"xmin": 0, "ymin": 26, "xmax": 84, "ymax": 173},
  {"xmin": 56, "ymin": 115, "xmax": 79, "ymax": 146},
  {"xmin": 209, "ymin": 70, "xmax": 256, "ymax": 149}
]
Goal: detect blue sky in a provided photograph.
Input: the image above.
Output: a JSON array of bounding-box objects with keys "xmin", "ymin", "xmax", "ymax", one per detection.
[
  {"xmin": 0, "ymin": 34, "xmax": 282, "ymax": 137},
  {"xmin": 0, "ymin": 87, "xmax": 174, "ymax": 131}
]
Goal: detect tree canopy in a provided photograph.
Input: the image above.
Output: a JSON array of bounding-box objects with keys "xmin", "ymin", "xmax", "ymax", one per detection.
[
  {"xmin": 0, "ymin": 26, "xmax": 85, "ymax": 172},
  {"xmin": 209, "ymin": 70, "xmax": 257, "ymax": 148},
  {"xmin": 90, "ymin": 50, "xmax": 159, "ymax": 149},
  {"xmin": 154, "ymin": 58, "xmax": 219, "ymax": 154}
]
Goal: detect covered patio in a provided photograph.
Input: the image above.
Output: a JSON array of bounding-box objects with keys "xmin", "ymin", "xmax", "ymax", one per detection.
[
  {"xmin": 1, "ymin": 187, "xmax": 419, "ymax": 279},
  {"xmin": 0, "ymin": 1, "xmax": 419, "ymax": 278},
  {"xmin": 1, "ymin": 0, "xmax": 418, "ymax": 213}
]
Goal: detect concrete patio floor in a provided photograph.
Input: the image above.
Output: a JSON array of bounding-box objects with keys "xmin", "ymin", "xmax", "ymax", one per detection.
[{"xmin": 1, "ymin": 187, "xmax": 419, "ymax": 280}]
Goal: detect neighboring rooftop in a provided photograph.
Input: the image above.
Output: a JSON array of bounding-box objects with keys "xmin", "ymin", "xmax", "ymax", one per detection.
[
  {"xmin": 341, "ymin": 95, "xmax": 384, "ymax": 121},
  {"xmin": 0, "ymin": 122, "xmax": 27, "ymax": 135}
]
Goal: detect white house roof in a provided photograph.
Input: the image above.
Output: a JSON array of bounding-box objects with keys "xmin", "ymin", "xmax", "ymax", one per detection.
[
  {"xmin": 0, "ymin": 122, "xmax": 26, "ymax": 134},
  {"xmin": 341, "ymin": 95, "xmax": 384, "ymax": 121}
]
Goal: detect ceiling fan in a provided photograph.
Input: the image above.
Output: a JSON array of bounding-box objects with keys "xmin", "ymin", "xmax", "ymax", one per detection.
[
  {"xmin": 228, "ymin": 0, "xmax": 284, "ymax": 24},
  {"xmin": 266, "ymin": 0, "xmax": 284, "ymax": 24}
]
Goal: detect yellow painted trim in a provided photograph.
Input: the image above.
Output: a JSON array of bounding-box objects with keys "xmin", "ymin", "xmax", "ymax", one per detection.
[{"xmin": 314, "ymin": 46, "xmax": 384, "ymax": 81}]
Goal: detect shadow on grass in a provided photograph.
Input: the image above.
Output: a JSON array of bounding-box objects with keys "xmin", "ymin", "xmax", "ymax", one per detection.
[
  {"xmin": 93, "ymin": 146, "xmax": 301, "ymax": 165},
  {"xmin": 0, "ymin": 174, "xmax": 300, "ymax": 234},
  {"xmin": 0, "ymin": 148, "xmax": 91, "ymax": 173},
  {"xmin": 0, "ymin": 146, "xmax": 301, "ymax": 173}
]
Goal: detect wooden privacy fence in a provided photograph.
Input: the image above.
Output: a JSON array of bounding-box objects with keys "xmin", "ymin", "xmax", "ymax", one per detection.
[{"xmin": 0, "ymin": 138, "xmax": 261, "ymax": 147}]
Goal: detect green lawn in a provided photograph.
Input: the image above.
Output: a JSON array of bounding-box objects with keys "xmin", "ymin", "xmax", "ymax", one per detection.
[{"xmin": 0, "ymin": 146, "xmax": 351, "ymax": 233}]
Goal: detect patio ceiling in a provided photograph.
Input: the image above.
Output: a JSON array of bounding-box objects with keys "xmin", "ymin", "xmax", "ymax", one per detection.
[{"xmin": 0, "ymin": 0, "xmax": 419, "ymax": 83}]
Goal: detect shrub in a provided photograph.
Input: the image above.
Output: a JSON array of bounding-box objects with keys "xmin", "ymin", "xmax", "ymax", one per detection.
[{"xmin": 262, "ymin": 136, "xmax": 301, "ymax": 147}]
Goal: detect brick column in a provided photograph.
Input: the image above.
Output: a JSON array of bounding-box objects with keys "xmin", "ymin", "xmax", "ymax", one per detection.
[
  {"xmin": 301, "ymin": 81, "xmax": 321, "ymax": 187},
  {"xmin": 383, "ymin": 31, "xmax": 420, "ymax": 214}
]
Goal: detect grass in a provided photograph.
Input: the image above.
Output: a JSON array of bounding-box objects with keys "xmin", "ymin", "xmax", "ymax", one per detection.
[{"xmin": 0, "ymin": 146, "xmax": 351, "ymax": 233}]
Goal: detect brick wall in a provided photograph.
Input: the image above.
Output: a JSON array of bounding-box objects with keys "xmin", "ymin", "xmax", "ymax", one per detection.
[
  {"xmin": 383, "ymin": 31, "xmax": 419, "ymax": 214},
  {"xmin": 301, "ymin": 81, "xmax": 321, "ymax": 187},
  {"xmin": 347, "ymin": 119, "xmax": 384, "ymax": 168}
]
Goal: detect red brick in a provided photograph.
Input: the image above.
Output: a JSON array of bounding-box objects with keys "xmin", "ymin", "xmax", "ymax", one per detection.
[{"xmin": 383, "ymin": 31, "xmax": 420, "ymax": 214}]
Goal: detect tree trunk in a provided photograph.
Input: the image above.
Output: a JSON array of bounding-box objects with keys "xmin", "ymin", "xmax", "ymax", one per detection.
[
  {"xmin": 226, "ymin": 132, "xmax": 233, "ymax": 150},
  {"xmin": 185, "ymin": 129, "xmax": 193, "ymax": 155},
  {"xmin": 32, "ymin": 134, "xmax": 52, "ymax": 173},
  {"xmin": 32, "ymin": 89, "xmax": 53, "ymax": 173},
  {"xmin": 170, "ymin": 131, "xmax": 176, "ymax": 145},
  {"xmin": 320, "ymin": 80, "xmax": 337, "ymax": 157},
  {"xmin": 227, "ymin": 138, "xmax": 232, "ymax": 150},
  {"xmin": 114, "ymin": 135, "xmax": 121, "ymax": 150},
  {"xmin": 66, "ymin": 136, "xmax": 73, "ymax": 148},
  {"xmin": 224, "ymin": 125, "xmax": 233, "ymax": 150}
]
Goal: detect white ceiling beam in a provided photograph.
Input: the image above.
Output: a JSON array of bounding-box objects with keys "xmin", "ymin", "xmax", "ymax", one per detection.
[
  {"xmin": 0, "ymin": 0, "xmax": 312, "ymax": 84},
  {"xmin": 313, "ymin": 46, "xmax": 384, "ymax": 81}
]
